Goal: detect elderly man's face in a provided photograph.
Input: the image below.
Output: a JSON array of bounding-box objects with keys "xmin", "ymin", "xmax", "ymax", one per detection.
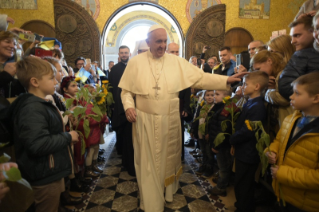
[
  {"xmin": 167, "ymin": 43, "xmax": 179, "ymax": 56},
  {"xmin": 147, "ymin": 29, "xmax": 167, "ymax": 58},
  {"xmin": 207, "ymin": 58, "xmax": 216, "ymax": 69},
  {"xmin": 248, "ymin": 41, "xmax": 262, "ymax": 58}
]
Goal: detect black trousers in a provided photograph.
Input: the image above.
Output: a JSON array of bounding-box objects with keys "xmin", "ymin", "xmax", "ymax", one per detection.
[
  {"xmin": 234, "ymin": 159, "xmax": 259, "ymax": 212},
  {"xmin": 121, "ymin": 122, "xmax": 135, "ymax": 176},
  {"xmin": 115, "ymin": 131, "xmax": 123, "ymax": 155}
]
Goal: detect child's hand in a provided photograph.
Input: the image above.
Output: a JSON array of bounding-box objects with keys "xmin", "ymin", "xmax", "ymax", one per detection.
[
  {"xmin": 69, "ymin": 131, "xmax": 79, "ymax": 144},
  {"xmin": 211, "ymin": 148, "xmax": 218, "ymax": 154},
  {"xmin": 270, "ymin": 165, "xmax": 279, "ymax": 179},
  {"xmin": 205, "ymin": 134, "xmax": 209, "ymax": 141},
  {"xmin": 230, "ymin": 146, "xmax": 235, "ymax": 156},
  {"xmin": 266, "ymin": 151, "xmax": 277, "ymax": 164}
]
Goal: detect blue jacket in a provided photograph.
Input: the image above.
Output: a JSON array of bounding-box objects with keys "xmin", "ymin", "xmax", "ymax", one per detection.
[
  {"xmin": 278, "ymin": 48, "xmax": 319, "ymax": 100},
  {"xmin": 230, "ymin": 96, "xmax": 266, "ymax": 164}
]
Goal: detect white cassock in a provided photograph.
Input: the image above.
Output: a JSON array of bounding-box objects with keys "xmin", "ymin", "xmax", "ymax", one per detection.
[{"xmin": 119, "ymin": 50, "xmax": 228, "ymax": 212}]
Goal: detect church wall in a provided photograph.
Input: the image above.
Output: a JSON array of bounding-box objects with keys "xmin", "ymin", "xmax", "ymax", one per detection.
[
  {"xmin": 96, "ymin": 0, "xmax": 303, "ymax": 43},
  {"xmin": 0, "ymin": 0, "xmax": 55, "ymax": 29},
  {"xmin": 0, "ymin": 0, "xmax": 304, "ymax": 43}
]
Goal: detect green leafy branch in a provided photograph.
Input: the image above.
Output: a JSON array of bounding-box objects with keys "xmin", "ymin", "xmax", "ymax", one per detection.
[
  {"xmin": 245, "ymin": 120, "xmax": 286, "ymax": 206},
  {"xmin": 0, "ymin": 154, "xmax": 33, "ymax": 212},
  {"xmin": 214, "ymin": 97, "xmax": 241, "ymax": 147}
]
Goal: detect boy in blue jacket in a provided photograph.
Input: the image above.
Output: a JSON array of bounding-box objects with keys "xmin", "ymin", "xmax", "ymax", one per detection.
[
  {"xmin": 230, "ymin": 71, "xmax": 269, "ymax": 212},
  {"xmin": 12, "ymin": 57, "xmax": 79, "ymax": 212}
]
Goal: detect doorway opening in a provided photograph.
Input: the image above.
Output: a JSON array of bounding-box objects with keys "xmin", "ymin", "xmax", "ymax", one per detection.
[{"xmin": 101, "ymin": 2, "xmax": 184, "ymax": 69}]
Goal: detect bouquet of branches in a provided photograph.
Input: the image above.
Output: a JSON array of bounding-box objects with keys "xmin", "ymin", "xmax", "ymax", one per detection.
[
  {"xmin": 64, "ymin": 79, "xmax": 113, "ymax": 139},
  {"xmin": 213, "ymin": 96, "xmax": 241, "ymax": 147},
  {"xmin": 245, "ymin": 120, "xmax": 286, "ymax": 206}
]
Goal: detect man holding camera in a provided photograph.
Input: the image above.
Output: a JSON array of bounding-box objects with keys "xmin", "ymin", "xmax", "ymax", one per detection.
[{"xmin": 213, "ymin": 46, "xmax": 235, "ymax": 76}]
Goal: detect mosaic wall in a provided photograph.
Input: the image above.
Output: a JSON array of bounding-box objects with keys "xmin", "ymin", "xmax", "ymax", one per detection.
[
  {"xmin": 0, "ymin": 0, "xmax": 305, "ymax": 43},
  {"xmin": 0, "ymin": 0, "xmax": 55, "ymax": 28}
]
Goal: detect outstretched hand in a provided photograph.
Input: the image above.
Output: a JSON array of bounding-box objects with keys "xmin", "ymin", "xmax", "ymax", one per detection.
[{"xmin": 227, "ymin": 72, "xmax": 247, "ymax": 84}]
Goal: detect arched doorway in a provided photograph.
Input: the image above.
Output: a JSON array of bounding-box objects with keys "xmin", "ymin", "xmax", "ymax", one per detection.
[
  {"xmin": 101, "ymin": 2, "xmax": 184, "ymax": 69},
  {"xmin": 224, "ymin": 27, "xmax": 254, "ymax": 54}
]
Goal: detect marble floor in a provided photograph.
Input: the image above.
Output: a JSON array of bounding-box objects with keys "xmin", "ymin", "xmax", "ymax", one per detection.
[
  {"xmin": 84, "ymin": 135, "xmax": 219, "ymax": 212},
  {"xmin": 66, "ymin": 130, "xmax": 278, "ymax": 212}
]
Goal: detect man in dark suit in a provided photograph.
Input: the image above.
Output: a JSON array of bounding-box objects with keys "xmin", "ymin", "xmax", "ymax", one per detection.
[{"xmin": 108, "ymin": 45, "xmax": 135, "ymax": 176}]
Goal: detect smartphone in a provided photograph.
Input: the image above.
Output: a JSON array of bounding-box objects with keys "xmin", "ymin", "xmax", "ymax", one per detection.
[
  {"xmin": 236, "ymin": 54, "xmax": 241, "ymax": 67},
  {"xmin": 85, "ymin": 58, "xmax": 91, "ymax": 65},
  {"xmin": 34, "ymin": 33, "xmax": 43, "ymax": 42},
  {"xmin": 205, "ymin": 46, "xmax": 211, "ymax": 49},
  {"xmin": 18, "ymin": 33, "xmax": 35, "ymax": 42}
]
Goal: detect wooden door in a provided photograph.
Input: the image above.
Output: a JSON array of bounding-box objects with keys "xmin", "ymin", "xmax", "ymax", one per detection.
[
  {"xmin": 20, "ymin": 20, "xmax": 56, "ymax": 52},
  {"xmin": 54, "ymin": 0, "xmax": 101, "ymax": 68},
  {"xmin": 224, "ymin": 27, "xmax": 253, "ymax": 54},
  {"xmin": 185, "ymin": 4, "xmax": 226, "ymax": 61}
]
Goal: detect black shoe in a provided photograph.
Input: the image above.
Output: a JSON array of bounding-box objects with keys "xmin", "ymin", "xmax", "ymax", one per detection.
[
  {"xmin": 99, "ymin": 149, "xmax": 105, "ymax": 155},
  {"xmin": 212, "ymin": 171, "xmax": 219, "ymax": 179},
  {"xmin": 202, "ymin": 168, "xmax": 214, "ymax": 179},
  {"xmin": 97, "ymin": 156, "xmax": 105, "ymax": 162},
  {"xmin": 184, "ymin": 138, "xmax": 195, "ymax": 147},
  {"xmin": 193, "ymin": 153, "xmax": 203, "ymax": 158},
  {"xmin": 60, "ymin": 192, "xmax": 83, "ymax": 206},
  {"xmin": 59, "ymin": 205, "xmax": 75, "ymax": 212},
  {"xmin": 79, "ymin": 176, "xmax": 92, "ymax": 185},
  {"xmin": 195, "ymin": 165, "xmax": 206, "ymax": 174},
  {"xmin": 208, "ymin": 186, "xmax": 227, "ymax": 197},
  {"xmin": 212, "ymin": 177, "xmax": 219, "ymax": 184},
  {"xmin": 92, "ymin": 160, "xmax": 103, "ymax": 173},
  {"xmin": 189, "ymin": 148, "xmax": 198, "ymax": 154},
  {"xmin": 69, "ymin": 178, "xmax": 89, "ymax": 193},
  {"xmin": 84, "ymin": 166, "xmax": 100, "ymax": 178}
]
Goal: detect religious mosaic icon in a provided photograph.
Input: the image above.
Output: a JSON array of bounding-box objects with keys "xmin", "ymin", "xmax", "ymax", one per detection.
[
  {"xmin": 71, "ymin": 0, "xmax": 100, "ymax": 20},
  {"xmin": 0, "ymin": 0, "xmax": 37, "ymax": 9},
  {"xmin": 239, "ymin": 0, "xmax": 270, "ymax": 19},
  {"xmin": 186, "ymin": 0, "xmax": 222, "ymax": 23}
]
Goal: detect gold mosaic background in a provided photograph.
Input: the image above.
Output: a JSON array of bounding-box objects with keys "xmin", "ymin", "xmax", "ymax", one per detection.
[
  {"xmin": 0, "ymin": 0, "xmax": 55, "ymax": 29},
  {"xmin": 0, "ymin": 0, "xmax": 304, "ymax": 43}
]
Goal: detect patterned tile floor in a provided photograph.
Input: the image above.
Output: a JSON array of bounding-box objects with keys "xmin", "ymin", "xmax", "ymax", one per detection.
[{"xmin": 70, "ymin": 133, "xmax": 226, "ymax": 212}]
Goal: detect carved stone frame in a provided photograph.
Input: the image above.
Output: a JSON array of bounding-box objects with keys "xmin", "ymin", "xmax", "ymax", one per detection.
[
  {"xmin": 54, "ymin": 0, "xmax": 101, "ymax": 68},
  {"xmin": 185, "ymin": 4, "xmax": 226, "ymax": 61}
]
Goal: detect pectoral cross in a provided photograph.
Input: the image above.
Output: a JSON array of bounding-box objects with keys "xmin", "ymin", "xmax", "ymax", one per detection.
[{"xmin": 153, "ymin": 83, "xmax": 161, "ymax": 96}]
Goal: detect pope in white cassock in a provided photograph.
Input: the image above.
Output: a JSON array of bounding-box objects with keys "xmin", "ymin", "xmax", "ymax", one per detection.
[{"xmin": 118, "ymin": 25, "xmax": 244, "ymax": 212}]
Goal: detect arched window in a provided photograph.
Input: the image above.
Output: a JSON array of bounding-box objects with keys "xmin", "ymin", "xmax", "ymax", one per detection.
[{"xmin": 101, "ymin": 2, "xmax": 184, "ymax": 69}]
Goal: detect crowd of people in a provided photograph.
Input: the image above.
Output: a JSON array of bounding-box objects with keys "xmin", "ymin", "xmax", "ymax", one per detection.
[{"xmin": 0, "ymin": 1, "xmax": 319, "ymax": 212}]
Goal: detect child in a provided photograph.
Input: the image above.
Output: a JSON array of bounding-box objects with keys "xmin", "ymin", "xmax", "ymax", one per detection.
[
  {"xmin": 13, "ymin": 56, "xmax": 79, "ymax": 212},
  {"xmin": 196, "ymin": 90, "xmax": 215, "ymax": 177},
  {"xmin": 230, "ymin": 71, "xmax": 269, "ymax": 212},
  {"xmin": 44, "ymin": 58, "xmax": 89, "ymax": 196},
  {"xmin": 207, "ymin": 89, "xmax": 234, "ymax": 197},
  {"xmin": 61, "ymin": 77, "xmax": 105, "ymax": 178},
  {"xmin": 266, "ymin": 72, "xmax": 319, "ymax": 212}
]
